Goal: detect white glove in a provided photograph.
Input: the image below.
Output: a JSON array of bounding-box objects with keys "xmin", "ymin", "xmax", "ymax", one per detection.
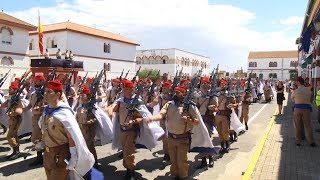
[
  {"xmin": 66, "ymin": 146, "xmax": 78, "ymax": 170},
  {"xmin": 34, "ymin": 140, "xmax": 45, "ymax": 151}
]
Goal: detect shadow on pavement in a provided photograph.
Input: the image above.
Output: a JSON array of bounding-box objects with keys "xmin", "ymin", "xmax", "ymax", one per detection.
[{"xmin": 0, "ymin": 156, "xmax": 41, "ymax": 176}]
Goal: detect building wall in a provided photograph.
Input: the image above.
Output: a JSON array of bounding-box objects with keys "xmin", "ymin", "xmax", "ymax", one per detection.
[
  {"xmin": 248, "ymin": 57, "xmax": 298, "ymax": 80},
  {"xmin": 29, "ymin": 31, "xmax": 137, "ymax": 79},
  {"xmin": 0, "ymin": 24, "xmax": 31, "ymax": 89},
  {"xmin": 136, "ymin": 48, "xmax": 211, "ymax": 78}
]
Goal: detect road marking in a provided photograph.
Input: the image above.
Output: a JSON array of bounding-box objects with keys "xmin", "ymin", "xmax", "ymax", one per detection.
[
  {"xmin": 0, "ymin": 154, "xmax": 37, "ymax": 169},
  {"xmin": 241, "ymin": 108, "xmax": 277, "ymax": 180},
  {"xmin": 248, "ymin": 103, "xmax": 268, "ymax": 125}
]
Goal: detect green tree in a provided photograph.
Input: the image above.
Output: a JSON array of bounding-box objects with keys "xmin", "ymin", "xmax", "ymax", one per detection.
[{"xmin": 138, "ymin": 68, "xmax": 161, "ymax": 81}]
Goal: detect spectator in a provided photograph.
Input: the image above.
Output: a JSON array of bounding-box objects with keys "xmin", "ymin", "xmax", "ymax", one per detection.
[
  {"xmin": 276, "ymin": 80, "xmax": 285, "ymax": 115},
  {"xmin": 65, "ymin": 50, "xmax": 69, "ymax": 60},
  {"xmin": 44, "ymin": 49, "xmax": 50, "ymax": 59},
  {"xmin": 69, "ymin": 50, "xmax": 74, "ymax": 60},
  {"xmin": 56, "ymin": 49, "xmax": 62, "ymax": 59},
  {"xmin": 291, "ymin": 76, "xmax": 316, "ymax": 147}
]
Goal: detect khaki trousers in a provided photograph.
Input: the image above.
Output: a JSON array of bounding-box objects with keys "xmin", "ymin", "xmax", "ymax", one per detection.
[
  {"xmin": 215, "ymin": 115, "xmax": 230, "ymax": 141},
  {"xmin": 31, "ymin": 114, "xmax": 42, "ymax": 143},
  {"xmin": 293, "ymin": 108, "xmax": 314, "ymax": 144},
  {"xmin": 240, "ymin": 104, "xmax": 249, "ymax": 123},
  {"xmin": 7, "ymin": 115, "xmax": 22, "ymax": 147},
  {"xmin": 121, "ymin": 130, "xmax": 137, "ymax": 170},
  {"xmin": 168, "ymin": 137, "xmax": 189, "ymax": 178},
  {"xmin": 160, "ymin": 120, "xmax": 168, "ymax": 154},
  {"xmin": 43, "ymin": 144, "xmax": 70, "ymax": 180},
  {"xmin": 80, "ymin": 123, "xmax": 97, "ymax": 162}
]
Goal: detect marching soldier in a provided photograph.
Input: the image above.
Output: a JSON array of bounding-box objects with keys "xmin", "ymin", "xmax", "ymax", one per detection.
[
  {"xmin": 146, "ymin": 85, "xmax": 199, "ymax": 180},
  {"xmin": 108, "ymin": 80, "xmax": 145, "ymax": 179},
  {"xmin": 41, "ymin": 80, "xmax": 94, "ymax": 179},
  {"xmin": 216, "ymin": 79, "xmax": 235, "ymax": 154},
  {"xmin": 157, "ymin": 81, "xmax": 171, "ymax": 162},
  {"xmin": 0, "ymin": 81, "xmax": 24, "ymax": 160},
  {"xmin": 75, "ymin": 85, "xmax": 99, "ymax": 167},
  {"xmin": 23, "ymin": 74, "xmax": 46, "ymax": 166},
  {"xmin": 195, "ymin": 76, "xmax": 217, "ymax": 169},
  {"xmin": 106, "ymin": 78, "xmax": 121, "ymax": 106},
  {"xmin": 263, "ymin": 80, "xmax": 271, "ymax": 103},
  {"xmin": 240, "ymin": 89, "xmax": 252, "ymax": 130}
]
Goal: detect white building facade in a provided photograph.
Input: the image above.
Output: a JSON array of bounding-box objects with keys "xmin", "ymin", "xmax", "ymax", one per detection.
[
  {"xmin": 0, "ymin": 12, "xmax": 37, "ymax": 88},
  {"xmin": 247, "ymin": 50, "xmax": 298, "ymax": 81},
  {"xmin": 29, "ymin": 22, "xmax": 139, "ymax": 79},
  {"xmin": 136, "ymin": 48, "xmax": 211, "ymax": 78}
]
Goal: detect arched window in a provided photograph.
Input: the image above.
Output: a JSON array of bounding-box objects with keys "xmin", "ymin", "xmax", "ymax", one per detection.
[
  {"xmin": 1, "ymin": 28, "xmax": 12, "ymax": 45},
  {"xmin": 274, "ymin": 62, "xmax": 277, "ymax": 67},
  {"xmin": 273, "ymin": 73, "xmax": 277, "ymax": 78},
  {"xmin": 51, "ymin": 37, "xmax": 57, "ymax": 48},
  {"xmin": 103, "ymin": 43, "xmax": 111, "ymax": 53},
  {"xmin": 29, "ymin": 39, "xmax": 34, "ymax": 50},
  {"xmin": 1, "ymin": 56, "xmax": 14, "ymax": 65},
  {"xmin": 46, "ymin": 37, "xmax": 52, "ymax": 48},
  {"xmin": 251, "ymin": 73, "xmax": 257, "ymax": 78},
  {"xmin": 259, "ymin": 73, "xmax": 263, "ymax": 79}
]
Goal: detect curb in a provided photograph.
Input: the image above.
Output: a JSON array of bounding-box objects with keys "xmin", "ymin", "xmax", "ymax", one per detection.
[{"xmin": 241, "ymin": 108, "xmax": 277, "ymax": 180}]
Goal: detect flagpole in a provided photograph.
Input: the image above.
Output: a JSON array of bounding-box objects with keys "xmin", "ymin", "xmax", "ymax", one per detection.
[{"xmin": 38, "ymin": 9, "xmax": 40, "ymax": 58}]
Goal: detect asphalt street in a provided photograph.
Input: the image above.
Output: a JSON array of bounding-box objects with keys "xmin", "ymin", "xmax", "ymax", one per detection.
[{"xmin": 0, "ymin": 99, "xmax": 277, "ymax": 180}]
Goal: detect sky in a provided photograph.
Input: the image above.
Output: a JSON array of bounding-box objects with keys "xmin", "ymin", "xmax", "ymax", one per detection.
[{"xmin": 1, "ymin": 0, "xmax": 309, "ymax": 72}]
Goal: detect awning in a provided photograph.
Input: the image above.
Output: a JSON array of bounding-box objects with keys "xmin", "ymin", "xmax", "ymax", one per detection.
[{"xmin": 301, "ymin": 54, "xmax": 313, "ymax": 68}]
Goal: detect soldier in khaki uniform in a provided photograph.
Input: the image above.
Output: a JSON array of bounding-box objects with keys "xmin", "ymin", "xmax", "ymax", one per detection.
[
  {"xmin": 146, "ymin": 85, "xmax": 199, "ymax": 180},
  {"xmin": 23, "ymin": 74, "xmax": 46, "ymax": 166},
  {"xmin": 0, "ymin": 81, "xmax": 24, "ymax": 160},
  {"xmin": 75, "ymin": 85, "xmax": 99, "ymax": 167},
  {"xmin": 108, "ymin": 80, "xmax": 144, "ymax": 179},
  {"xmin": 106, "ymin": 78, "xmax": 121, "ymax": 106},
  {"xmin": 215, "ymin": 79, "xmax": 235, "ymax": 154},
  {"xmin": 291, "ymin": 77, "xmax": 316, "ymax": 147},
  {"xmin": 158, "ymin": 81, "xmax": 171, "ymax": 162},
  {"xmin": 240, "ymin": 89, "xmax": 252, "ymax": 130},
  {"xmin": 195, "ymin": 77, "xmax": 217, "ymax": 169}
]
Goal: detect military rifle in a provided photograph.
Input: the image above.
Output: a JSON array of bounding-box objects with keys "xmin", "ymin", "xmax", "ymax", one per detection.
[
  {"xmin": 77, "ymin": 72, "xmax": 88, "ymax": 92},
  {"xmin": 169, "ymin": 67, "xmax": 183, "ymax": 100},
  {"xmin": 132, "ymin": 66, "xmax": 141, "ymax": 83},
  {"xmin": 85, "ymin": 69, "xmax": 105, "ymax": 112},
  {"xmin": 124, "ymin": 70, "xmax": 152, "ymax": 123},
  {"xmin": 147, "ymin": 70, "xmax": 160, "ymax": 103},
  {"xmin": 125, "ymin": 69, "xmax": 130, "ymax": 78},
  {"xmin": 208, "ymin": 64, "xmax": 219, "ymax": 99},
  {"xmin": 35, "ymin": 69, "xmax": 57, "ymax": 105},
  {"xmin": 0, "ymin": 69, "xmax": 11, "ymax": 88}
]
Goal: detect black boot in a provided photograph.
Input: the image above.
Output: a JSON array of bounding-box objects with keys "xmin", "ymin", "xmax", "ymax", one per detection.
[
  {"xmin": 125, "ymin": 169, "xmax": 136, "ymax": 180},
  {"xmin": 233, "ymin": 132, "xmax": 238, "ymax": 142},
  {"xmin": 7, "ymin": 146, "xmax": 20, "ymax": 160},
  {"xmin": 163, "ymin": 154, "xmax": 170, "ymax": 162},
  {"xmin": 245, "ymin": 123, "xmax": 248, "ymax": 130},
  {"xmin": 29, "ymin": 151, "xmax": 43, "ymax": 167},
  {"xmin": 219, "ymin": 142, "xmax": 225, "ymax": 154},
  {"xmin": 0, "ymin": 124, "xmax": 7, "ymax": 135},
  {"xmin": 229, "ymin": 133, "xmax": 234, "ymax": 142},
  {"xmin": 225, "ymin": 141, "xmax": 230, "ymax": 153},
  {"xmin": 208, "ymin": 155, "xmax": 214, "ymax": 168},
  {"xmin": 197, "ymin": 157, "xmax": 207, "ymax": 169},
  {"xmin": 118, "ymin": 151, "xmax": 123, "ymax": 159}
]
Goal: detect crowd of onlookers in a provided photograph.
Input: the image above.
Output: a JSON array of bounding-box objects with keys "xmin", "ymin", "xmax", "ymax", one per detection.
[{"xmin": 44, "ymin": 49, "xmax": 74, "ymax": 60}]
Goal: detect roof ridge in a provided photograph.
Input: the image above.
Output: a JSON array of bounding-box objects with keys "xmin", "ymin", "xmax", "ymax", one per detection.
[{"xmin": 0, "ymin": 11, "xmax": 36, "ymax": 27}]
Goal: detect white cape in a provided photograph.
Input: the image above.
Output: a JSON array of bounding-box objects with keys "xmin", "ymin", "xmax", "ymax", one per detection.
[
  {"xmin": 0, "ymin": 94, "xmax": 8, "ymax": 127},
  {"xmin": 39, "ymin": 102, "xmax": 95, "ymax": 177},
  {"xmin": 112, "ymin": 97, "xmax": 164, "ymax": 150},
  {"xmin": 189, "ymin": 105, "xmax": 217, "ymax": 154},
  {"xmin": 230, "ymin": 108, "xmax": 246, "ymax": 134},
  {"xmin": 19, "ymin": 99, "xmax": 32, "ymax": 136},
  {"xmin": 77, "ymin": 104, "xmax": 113, "ymax": 145}
]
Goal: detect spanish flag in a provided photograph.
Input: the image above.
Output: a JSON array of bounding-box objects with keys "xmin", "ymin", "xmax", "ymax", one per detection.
[{"xmin": 38, "ymin": 11, "xmax": 44, "ymax": 55}]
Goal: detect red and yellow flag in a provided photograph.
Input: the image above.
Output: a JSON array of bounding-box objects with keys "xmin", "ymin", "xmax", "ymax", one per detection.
[{"xmin": 38, "ymin": 12, "xmax": 44, "ymax": 55}]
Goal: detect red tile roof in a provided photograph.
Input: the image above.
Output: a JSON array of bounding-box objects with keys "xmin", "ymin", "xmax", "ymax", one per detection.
[
  {"xmin": 248, "ymin": 50, "xmax": 298, "ymax": 59},
  {"xmin": 29, "ymin": 21, "xmax": 139, "ymax": 45},
  {"xmin": 0, "ymin": 12, "xmax": 37, "ymax": 31}
]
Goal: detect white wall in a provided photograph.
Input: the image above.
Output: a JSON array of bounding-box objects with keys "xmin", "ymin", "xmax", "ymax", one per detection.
[{"xmin": 248, "ymin": 57, "xmax": 298, "ymax": 81}]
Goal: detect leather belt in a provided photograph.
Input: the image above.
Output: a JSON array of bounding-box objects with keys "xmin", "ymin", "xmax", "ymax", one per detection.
[
  {"xmin": 168, "ymin": 132, "xmax": 190, "ymax": 139},
  {"xmin": 45, "ymin": 143, "xmax": 69, "ymax": 153}
]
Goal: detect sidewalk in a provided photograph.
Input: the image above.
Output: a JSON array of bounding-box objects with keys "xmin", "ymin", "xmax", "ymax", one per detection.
[{"xmin": 250, "ymin": 93, "xmax": 320, "ymax": 180}]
